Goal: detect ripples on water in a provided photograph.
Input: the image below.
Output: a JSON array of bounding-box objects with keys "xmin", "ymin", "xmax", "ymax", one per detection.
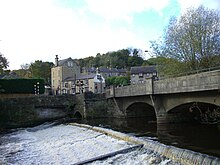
[{"xmin": 0, "ymin": 122, "xmax": 180, "ymax": 165}]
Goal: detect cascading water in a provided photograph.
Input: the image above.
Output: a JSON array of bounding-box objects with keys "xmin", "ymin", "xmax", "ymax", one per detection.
[{"xmin": 0, "ymin": 123, "xmax": 182, "ymax": 165}]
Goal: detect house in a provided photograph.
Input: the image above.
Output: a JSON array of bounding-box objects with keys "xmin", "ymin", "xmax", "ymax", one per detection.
[
  {"xmin": 130, "ymin": 66, "xmax": 157, "ymax": 84},
  {"xmin": 1, "ymin": 71, "xmax": 20, "ymax": 79},
  {"xmin": 51, "ymin": 55, "xmax": 80, "ymax": 95},
  {"xmin": 61, "ymin": 73, "xmax": 105, "ymax": 94},
  {"xmin": 75, "ymin": 73, "xmax": 105, "ymax": 94},
  {"xmin": 81, "ymin": 67, "xmax": 127, "ymax": 79},
  {"xmin": 51, "ymin": 56, "xmax": 105, "ymax": 95}
]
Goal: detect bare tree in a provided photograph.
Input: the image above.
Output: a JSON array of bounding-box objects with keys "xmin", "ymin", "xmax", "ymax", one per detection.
[{"xmin": 151, "ymin": 6, "xmax": 220, "ymax": 72}]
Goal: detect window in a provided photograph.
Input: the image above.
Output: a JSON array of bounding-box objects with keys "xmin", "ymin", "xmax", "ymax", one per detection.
[
  {"xmin": 68, "ymin": 61, "xmax": 73, "ymax": 67},
  {"xmin": 64, "ymin": 83, "xmax": 68, "ymax": 88},
  {"xmin": 97, "ymin": 75, "xmax": 102, "ymax": 80},
  {"xmin": 139, "ymin": 73, "xmax": 143, "ymax": 78}
]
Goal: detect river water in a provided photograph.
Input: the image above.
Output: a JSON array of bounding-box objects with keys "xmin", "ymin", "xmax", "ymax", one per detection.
[
  {"xmin": 0, "ymin": 122, "xmax": 180, "ymax": 165},
  {"xmin": 0, "ymin": 118, "xmax": 220, "ymax": 164},
  {"xmin": 79, "ymin": 118, "xmax": 220, "ymax": 158}
]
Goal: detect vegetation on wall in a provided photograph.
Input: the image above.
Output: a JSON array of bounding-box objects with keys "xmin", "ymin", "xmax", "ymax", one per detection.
[
  {"xmin": 13, "ymin": 60, "xmax": 54, "ymax": 85},
  {"xmin": 0, "ymin": 78, "xmax": 45, "ymax": 94}
]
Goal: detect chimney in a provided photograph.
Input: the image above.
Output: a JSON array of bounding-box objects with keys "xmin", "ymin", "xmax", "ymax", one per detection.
[
  {"xmin": 55, "ymin": 55, "xmax": 59, "ymax": 66},
  {"xmin": 96, "ymin": 67, "xmax": 99, "ymax": 74}
]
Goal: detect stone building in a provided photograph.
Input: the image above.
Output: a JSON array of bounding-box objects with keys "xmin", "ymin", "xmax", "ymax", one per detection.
[
  {"xmin": 130, "ymin": 66, "xmax": 157, "ymax": 84},
  {"xmin": 51, "ymin": 55, "xmax": 80, "ymax": 95},
  {"xmin": 81, "ymin": 67, "xmax": 127, "ymax": 79},
  {"xmin": 51, "ymin": 55, "xmax": 105, "ymax": 95},
  {"xmin": 76, "ymin": 73, "xmax": 105, "ymax": 94}
]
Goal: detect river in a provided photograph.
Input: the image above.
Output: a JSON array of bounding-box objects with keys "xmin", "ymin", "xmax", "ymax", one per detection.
[
  {"xmin": 0, "ymin": 118, "xmax": 220, "ymax": 164},
  {"xmin": 79, "ymin": 118, "xmax": 220, "ymax": 158},
  {"xmin": 0, "ymin": 122, "xmax": 180, "ymax": 165}
]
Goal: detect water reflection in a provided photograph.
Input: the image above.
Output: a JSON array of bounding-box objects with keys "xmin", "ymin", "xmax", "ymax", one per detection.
[
  {"xmin": 157, "ymin": 123, "xmax": 220, "ymax": 157},
  {"xmin": 79, "ymin": 118, "xmax": 220, "ymax": 158},
  {"xmin": 79, "ymin": 117, "xmax": 157, "ymax": 137}
]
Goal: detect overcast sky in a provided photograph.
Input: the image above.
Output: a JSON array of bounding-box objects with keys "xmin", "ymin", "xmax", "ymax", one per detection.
[{"xmin": 0, "ymin": 0, "xmax": 219, "ymax": 70}]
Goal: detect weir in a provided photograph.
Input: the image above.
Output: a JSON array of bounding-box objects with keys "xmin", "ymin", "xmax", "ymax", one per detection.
[{"xmin": 72, "ymin": 123, "xmax": 220, "ymax": 165}]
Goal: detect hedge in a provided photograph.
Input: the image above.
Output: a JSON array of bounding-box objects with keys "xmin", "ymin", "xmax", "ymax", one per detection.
[{"xmin": 0, "ymin": 79, "xmax": 45, "ymax": 94}]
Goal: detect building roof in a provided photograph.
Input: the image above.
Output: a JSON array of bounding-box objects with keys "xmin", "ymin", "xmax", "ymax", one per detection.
[
  {"xmin": 86, "ymin": 67, "xmax": 127, "ymax": 74},
  {"xmin": 76, "ymin": 74, "xmax": 97, "ymax": 80},
  {"xmin": 1, "ymin": 72, "xmax": 20, "ymax": 79},
  {"xmin": 58, "ymin": 57, "xmax": 79, "ymax": 66},
  {"xmin": 58, "ymin": 57, "xmax": 71, "ymax": 66},
  {"xmin": 130, "ymin": 66, "xmax": 156, "ymax": 74},
  {"xmin": 117, "ymin": 68, "xmax": 127, "ymax": 73},
  {"xmin": 63, "ymin": 76, "xmax": 75, "ymax": 82},
  {"xmin": 63, "ymin": 74, "xmax": 98, "ymax": 82}
]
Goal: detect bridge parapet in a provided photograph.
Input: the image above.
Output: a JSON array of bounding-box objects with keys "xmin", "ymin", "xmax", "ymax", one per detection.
[
  {"xmin": 106, "ymin": 79, "xmax": 153, "ymax": 98},
  {"xmin": 154, "ymin": 69, "xmax": 220, "ymax": 94},
  {"xmin": 106, "ymin": 70, "xmax": 220, "ymax": 98}
]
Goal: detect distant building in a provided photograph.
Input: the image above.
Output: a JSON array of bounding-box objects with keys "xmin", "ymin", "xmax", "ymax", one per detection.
[
  {"xmin": 51, "ymin": 56, "xmax": 105, "ymax": 95},
  {"xmin": 63, "ymin": 73, "xmax": 105, "ymax": 94},
  {"xmin": 130, "ymin": 66, "xmax": 157, "ymax": 84},
  {"xmin": 1, "ymin": 71, "xmax": 20, "ymax": 79},
  {"xmin": 81, "ymin": 67, "xmax": 127, "ymax": 79},
  {"xmin": 51, "ymin": 55, "xmax": 80, "ymax": 95}
]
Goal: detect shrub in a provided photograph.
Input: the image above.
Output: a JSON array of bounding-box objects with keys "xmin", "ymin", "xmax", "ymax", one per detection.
[{"xmin": 0, "ymin": 78, "xmax": 45, "ymax": 94}]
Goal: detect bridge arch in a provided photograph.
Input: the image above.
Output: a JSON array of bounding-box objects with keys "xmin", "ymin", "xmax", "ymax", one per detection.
[
  {"xmin": 126, "ymin": 102, "xmax": 156, "ymax": 122},
  {"xmin": 73, "ymin": 111, "xmax": 83, "ymax": 119},
  {"xmin": 168, "ymin": 102, "xmax": 220, "ymax": 123},
  {"xmin": 164, "ymin": 91, "xmax": 220, "ymax": 113}
]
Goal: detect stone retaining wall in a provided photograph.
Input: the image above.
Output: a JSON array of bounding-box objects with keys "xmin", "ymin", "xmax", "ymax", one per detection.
[{"xmin": 0, "ymin": 95, "xmax": 77, "ymax": 129}]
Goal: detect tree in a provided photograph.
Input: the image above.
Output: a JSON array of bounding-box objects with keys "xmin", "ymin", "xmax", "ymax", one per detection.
[
  {"xmin": 30, "ymin": 60, "xmax": 54, "ymax": 85},
  {"xmin": 106, "ymin": 76, "xmax": 130, "ymax": 87},
  {"xmin": 13, "ymin": 64, "xmax": 31, "ymax": 78},
  {"xmin": 0, "ymin": 53, "xmax": 9, "ymax": 74},
  {"xmin": 150, "ymin": 6, "xmax": 220, "ymax": 72},
  {"xmin": 78, "ymin": 48, "xmax": 145, "ymax": 69}
]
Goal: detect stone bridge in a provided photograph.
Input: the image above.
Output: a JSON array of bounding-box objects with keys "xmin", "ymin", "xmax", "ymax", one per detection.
[{"xmin": 106, "ymin": 70, "xmax": 220, "ymax": 123}]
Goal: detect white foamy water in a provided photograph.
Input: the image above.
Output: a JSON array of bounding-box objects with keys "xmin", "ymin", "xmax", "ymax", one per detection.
[{"xmin": 0, "ymin": 123, "xmax": 180, "ymax": 165}]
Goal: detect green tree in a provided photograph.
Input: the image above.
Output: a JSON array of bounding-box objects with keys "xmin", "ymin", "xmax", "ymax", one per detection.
[
  {"xmin": 13, "ymin": 64, "xmax": 31, "ymax": 78},
  {"xmin": 30, "ymin": 60, "xmax": 54, "ymax": 85},
  {"xmin": 78, "ymin": 48, "xmax": 145, "ymax": 69},
  {"xmin": 150, "ymin": 5, "xmax": 220, "ymax": 73},
  {"xmin": 0, "ymin": 53, "xmax": 9, "ymax": 75},
  {"xmin": 106, "ymin": 76, "xmax": 130, "ymax": 87}
]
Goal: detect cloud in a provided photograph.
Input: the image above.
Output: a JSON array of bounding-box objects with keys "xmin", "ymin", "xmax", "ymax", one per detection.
[
  {"xmin": 0, "ymin": 0, "xmax": 85, "ymax": 68},
  {"xmin": 85, "ymin": 0, "xmax": 170, "ymax": 22},
  {"xmin": 1, "ymin": 0, "xmax": 161, "ymax": 69},
  {"xmin": 1, "ymin": 0, "xmax": 218, "ymax": 70},
  {"xmin": 177, "ymin": 0, "xmax": 220, "ymax": 12}
]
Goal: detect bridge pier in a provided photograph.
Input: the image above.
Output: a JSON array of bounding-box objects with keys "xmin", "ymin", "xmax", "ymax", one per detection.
[
  {"xmin": 150, "ymin": 95, "xmax": 174, "ymax": 124},
  {"xmin": 149, "ymin": 95, "xmax": 196, "ymax": 124}
]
